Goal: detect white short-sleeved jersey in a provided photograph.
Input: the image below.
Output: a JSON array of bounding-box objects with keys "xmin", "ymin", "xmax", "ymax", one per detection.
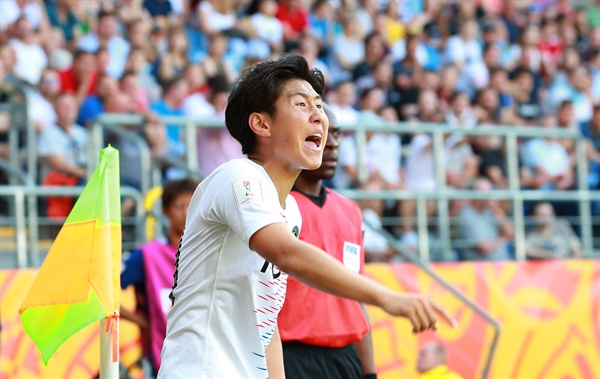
[{"xmin": 158, "ymin": 159, "xmax": 301, "ymax": 379}]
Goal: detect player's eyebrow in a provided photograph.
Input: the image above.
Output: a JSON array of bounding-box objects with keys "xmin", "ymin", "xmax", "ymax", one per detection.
[{"xmin": 287, "ymin": 92, "xmax": 322, "ymax": 101}]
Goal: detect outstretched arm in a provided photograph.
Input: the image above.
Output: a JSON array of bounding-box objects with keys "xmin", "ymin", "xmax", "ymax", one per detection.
[{"xmin": 250, "ymin": 223, "xmax": 458, "ymax": 333}]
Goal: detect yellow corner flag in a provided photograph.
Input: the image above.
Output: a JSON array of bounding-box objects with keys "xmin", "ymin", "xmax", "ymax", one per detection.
[{"xmin": 19, "ymin": 145, "xmax": 122, "ymax": 365}]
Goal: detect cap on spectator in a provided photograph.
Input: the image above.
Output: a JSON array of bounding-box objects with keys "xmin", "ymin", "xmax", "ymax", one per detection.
[{"xmin": 49, "ymin": 48, "xmax": 73, "ymax": 71}]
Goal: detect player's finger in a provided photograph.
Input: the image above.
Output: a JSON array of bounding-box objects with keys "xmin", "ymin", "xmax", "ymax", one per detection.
[
  {"xmin": 415, "ymin": 304, "xmax": 430, "ymax": 332},
  {"xmin": 423, "ymin": 301, "xmax": 438, "ymax": 331},
  {"xmin": 431, "ymin": 300, "xmax": 458, "ymax": 329},
  {"xmin": 409, "ymin": 309, "xmax": 422, "ymax": 334}
]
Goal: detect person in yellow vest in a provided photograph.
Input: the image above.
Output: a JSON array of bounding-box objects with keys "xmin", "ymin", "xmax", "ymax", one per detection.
[{"xmin": 417, "ymin": 342, "xmax": 464, "ymax": 379}]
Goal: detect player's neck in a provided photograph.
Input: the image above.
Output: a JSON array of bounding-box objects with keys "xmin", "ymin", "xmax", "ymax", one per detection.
[{"xmin": 249, "ymin": 156, "xmax": 301, "ymax": 208}]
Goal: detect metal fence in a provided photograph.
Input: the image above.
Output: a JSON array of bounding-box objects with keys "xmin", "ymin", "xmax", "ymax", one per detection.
[
  {"xmin": 87, "ymin": 114, "xmax": 599, "ymax": 260},
  {"xmin": 2, "ymin": 112, "xmax": 598, "ymax": 267}
]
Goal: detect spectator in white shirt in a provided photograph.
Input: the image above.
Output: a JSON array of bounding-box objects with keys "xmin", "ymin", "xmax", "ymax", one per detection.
[
  {"xmin": 28, "ymin": 68, "xmax": 60, "ymax": 132},
  {"xmin": 9, "ymin": 16, "xmax": 47, "ymax": 85},
  {"xmin": 444, "ymin": 19, "xmax": 482, "ymax": 69}
]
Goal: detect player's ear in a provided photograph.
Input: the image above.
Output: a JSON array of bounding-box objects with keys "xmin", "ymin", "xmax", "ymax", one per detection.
[{"xmin": 248, "ymin": 112, "xmax": 271, "ymax": 138}]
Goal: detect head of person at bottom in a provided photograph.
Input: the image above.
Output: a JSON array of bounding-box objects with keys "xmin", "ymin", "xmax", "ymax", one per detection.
[
  {"xmin": 296, "ymin": 102, "xmax": 341, "ymax": 185},
  {"xmin": 225, "ymin": 53, "xmax": 328, "ymax": 171},
  {"xmin": 161, "ymin": 178, "xmax": 199, "ymax": 240},
  {"xmin": 417, "ymin": 341, "xmax": 448, "ymax": 374}
]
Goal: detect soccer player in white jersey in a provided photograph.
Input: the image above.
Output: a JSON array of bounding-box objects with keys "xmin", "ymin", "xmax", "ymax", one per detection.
[{"xmin": 158, "ymin": 54, "xmax": 457, "ymax": 379}]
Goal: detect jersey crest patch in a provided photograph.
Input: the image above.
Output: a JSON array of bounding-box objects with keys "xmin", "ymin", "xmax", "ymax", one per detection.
[{"xmin": 232, "ymin": 178, "xmax": 263, "ymax": 208}]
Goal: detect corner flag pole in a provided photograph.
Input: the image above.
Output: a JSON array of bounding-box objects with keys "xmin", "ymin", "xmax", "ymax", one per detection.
[{"xmin": 100, "ymin": 316, "xmax": 120, "ymax": 378}]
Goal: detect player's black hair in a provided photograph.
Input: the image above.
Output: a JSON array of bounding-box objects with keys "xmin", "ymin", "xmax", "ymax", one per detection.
[{"xmin": 225, "ymin": 53, "xmax": 325, "ymax": 154}]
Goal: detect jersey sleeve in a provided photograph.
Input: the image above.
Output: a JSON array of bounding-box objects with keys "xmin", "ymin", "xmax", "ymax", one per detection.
[{"xmin": 203, "ymin": 163, "xmax": 284, "ymax": 247}]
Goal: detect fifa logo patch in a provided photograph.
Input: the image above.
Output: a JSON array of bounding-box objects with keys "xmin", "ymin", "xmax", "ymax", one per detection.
[{"xmin": 232, "ymin": 178, "xmax": 263, "ymax": 207}]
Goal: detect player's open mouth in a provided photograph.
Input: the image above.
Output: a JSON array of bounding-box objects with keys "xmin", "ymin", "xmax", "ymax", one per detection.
[{"xmin": 304, "ymin": 134, "xmax": 322, "ymax": 151}]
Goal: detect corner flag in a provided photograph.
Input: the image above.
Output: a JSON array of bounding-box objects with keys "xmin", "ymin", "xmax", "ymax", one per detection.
[{"xmin": 19, "ymin": 145, "xmax": 122, "ymax": 365}]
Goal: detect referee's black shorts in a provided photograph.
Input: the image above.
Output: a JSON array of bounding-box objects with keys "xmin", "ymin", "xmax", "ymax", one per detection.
[{"xmin": 282, "ymin": 341, "xmax": 363, "ymax": 379}]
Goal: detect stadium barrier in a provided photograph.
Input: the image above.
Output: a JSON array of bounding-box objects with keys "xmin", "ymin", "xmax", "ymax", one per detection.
[{"xmin": 88, "ymin": 114, "xmax": 599, "ymax": 259}]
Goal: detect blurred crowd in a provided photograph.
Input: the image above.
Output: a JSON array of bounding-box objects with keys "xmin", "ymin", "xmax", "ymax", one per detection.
[{"xmin": 0, "ymin": 0, "xmax": 598, "ymax": 260}]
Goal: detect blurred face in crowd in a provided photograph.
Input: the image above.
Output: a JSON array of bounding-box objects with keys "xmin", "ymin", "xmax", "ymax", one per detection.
[
  {"xmin": 515, "ymin": 71, "xmax": 533, "ymax": 93},
  {"xmin": 483, "ymin": 45, "xmax": 500, "ymax": 68},
  {"xmin": 96, "ymin": 49, "xmax": 110, "ymax": 73},
  {"xmin": 169, "ymin": 29, "xmax": 188, "ymax": 53},
  {"xmin": 591, "ymin": 108, "xmax": 600, "ymax": 132},
  {"xmin": 259, "ymin": 0, "xmax": 278, "ymax": 17},
  {"xmin": 420, "ymin": 70, "xmax": 440, "ymax": 91},
  {"xmin": 417, "ymin": 343, "xmax": 445, "ymax": 373},
  {"xmin": 14, "ymin": 17, "xmax": 32, "ymax": 40},
  {"xmin": 57, "ymin": 0, "xmax": 78, "ymax": 8},
  {"xmin": 39, "ymin": 70, "xmax": 61, "ymax": 98},
  {"xmin": 341, "ymin": 16, "xmax": 359, "ymax": 37},
  {"xmin": 211, "ymin": 91, "xmax": 228, "ymax": 115},
  {"xmin": 0, "ymin": 60, "xmax": 5, "ymax": 84},
  {"xmin": 120, "ymin": 74, "xmax": 140, "ymax": 103},
  {"xmin": 373, "ymin": 62, "xmax": 393, "ymax": 86},
  {"xmin": 460, "ymin": 20, "xmax": 478, "ymax": 41},
  {"xmin": 451, "ymin": 93, "xmax": 470, "ymax": 115},
  {"xmin": 418, "ymin": 90, "xmax": 439, "ymax": 117},
  {"xmin": 477, "ymin": 88, "xmax": 499, "ymax": 111},
  {"xmin": 561, "ymin": 48, "xmax": 580, "ymax": 72},
  {"xmin": 209, "ymin": 34, "xmax": 228, "ymax": 58},
  {"xmin": 43, "ymin": 27, "xmax": 65, "ymax": 54},
  {"xmin": 559, "ymin": 25, "xmax": 577, "ymax": 47},
  {"xmin": 184, "ymin": 64, "xmax": 205, "ymax": 91},
  {"xmin": 125, "ymin": 49, "xmax": 146, "ymax": 72},
  {"xmin": 533, "ymin": 202, "xmax": 555, "ymax": 226},
  {"xmin": 97, "ymin": 14, "xmax": 117, "ymax": 40},
  {"xmin": 74, "ymin": 52, "xmax": 96, "ymax": 78},
  {"xmin": 55, "ymin": 94, "xmax": 78, "ymax": 126},
  {"xmin": 440, "ymin": 65, "xmax": 458, "ymax": 90},
  {"xmin": 96, "ymin": 75, "xmax": 119, "ymax": 98},
  {"xmin": 104, "ymin": 92, "xmax": 131, "ymax": 113},
  {"xmin": 0, "ymin": 45, "xmax": 16, "ymax": 72},
  {"xmin": 590, "ymin": 28, "xmax": 600, "ymax": 48},
  {"xmin": 379, "ymin": 106, "xmax": 398, "ymax": 123},
  {"xmin": 540, "ymin": 115, "xmax": 557, "ymax": 129},
  {"xmin": 557, "ymin": 103, "xmax": 574, "ymax": 126},
  {"xmin": 336, "ymin": 82, "xmax": 356, "ymax": 107},
  {"xmin": 166, "ymin": 80, "xmax": 189, "ymax": 106},
  {"xmin": 128, "ymin": 20, "xmax": 148, "ymax": 47},
  {"xmin": 521, "ymin": 25, "xmax": 540, "ymax": 46},
  {"xmin": 163, "ymin": 192, "xmax": 193, "ymax": 238},
  {"xmin": 571, "ymin": 67, "xmax": 591, "ymax": 92},
  {"xmin": 360, "ymin": 88, "xmax": 385, "ymax": 112},
  {"xmin": 473, "ymin": 178, "xmax": 494, "ymax": 209},
  {"xmin": 299, "ymin": 35, "xmax": 319, "ymax": 58},
  {"xmin": 365, "ymin": 33, "xmax": 386, "ymax": 60},
  {"xmin": 490, "ymin": 70, "xmax": 508, "ymax": 92}
]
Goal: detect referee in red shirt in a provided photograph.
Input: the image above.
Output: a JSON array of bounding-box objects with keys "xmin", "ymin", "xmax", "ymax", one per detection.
[{"xmin": 277, "ymin": 103, "xmax": 377, "ymax": 379}]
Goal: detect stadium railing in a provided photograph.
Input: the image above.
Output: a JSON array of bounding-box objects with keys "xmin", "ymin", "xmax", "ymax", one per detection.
[{"xmin": 87, "ymin": 114, "xmax": 599, "ymax": 260}]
